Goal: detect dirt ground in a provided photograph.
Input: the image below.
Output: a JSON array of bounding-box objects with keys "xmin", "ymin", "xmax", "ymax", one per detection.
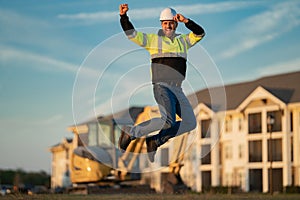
[
  {"xmin": 1, "ymin": 185, "xmax": 299, "ymax": 200},
  {"xmin": 1, "ymin": 193, "xmax": 300, "ymax": 200}
]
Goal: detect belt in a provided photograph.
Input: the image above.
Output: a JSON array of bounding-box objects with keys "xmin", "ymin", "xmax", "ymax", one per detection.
[{"xmin": 156, "ymin": 81, "xmax": 182, "ymax": 87}]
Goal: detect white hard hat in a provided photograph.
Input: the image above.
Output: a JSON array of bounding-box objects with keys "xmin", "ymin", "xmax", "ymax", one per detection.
[{"xmin": 160, "ymin": 7, "xmax": 176, "ymax": 21}]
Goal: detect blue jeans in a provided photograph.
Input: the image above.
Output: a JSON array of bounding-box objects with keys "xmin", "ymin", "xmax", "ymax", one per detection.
[{"xmin": 130, "ymin": 82, "xmax": 196, "ymax": 146}]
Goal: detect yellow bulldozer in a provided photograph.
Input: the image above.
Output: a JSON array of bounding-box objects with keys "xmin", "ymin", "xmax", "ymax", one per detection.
[{"xmin": 67, "ymin": 106, "xmax": 189, "ymax": 194}]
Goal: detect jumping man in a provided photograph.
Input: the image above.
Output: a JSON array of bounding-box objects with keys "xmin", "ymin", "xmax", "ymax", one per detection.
[{"xmin": 118, "ymin": 4, "xmax": 205, "ymax": 162}]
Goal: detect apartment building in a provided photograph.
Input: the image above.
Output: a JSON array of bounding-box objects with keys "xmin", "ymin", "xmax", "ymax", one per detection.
[{"xmin": 178, "ymin": 71, "xmax": 300, "ymax": 193}]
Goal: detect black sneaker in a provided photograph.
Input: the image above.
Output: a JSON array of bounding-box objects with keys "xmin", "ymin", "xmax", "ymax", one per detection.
[
  {"xmin": 146, "ymin": 136, "xmax": 158, "ymax": 162},
  {"xmin": 118, "ymin": 126, "xmax": 132, "ymax": 152}
]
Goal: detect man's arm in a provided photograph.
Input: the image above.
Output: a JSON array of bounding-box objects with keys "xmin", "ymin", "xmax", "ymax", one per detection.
[
  {"xmin": 175, "ymin": 13, "xmax": 205, "ymax": 37},
  {"xmin": 185, "ymin": 20, "xmax": 205, "ymax": 37},
  {"xmin": 119, "ymin": 4, "xmax": 135, "ymax": 36}
]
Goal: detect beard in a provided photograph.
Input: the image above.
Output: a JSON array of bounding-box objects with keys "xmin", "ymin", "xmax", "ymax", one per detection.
[{"xmin": 163, "ymin": 29, "xmax": 175, "ymax": 38}]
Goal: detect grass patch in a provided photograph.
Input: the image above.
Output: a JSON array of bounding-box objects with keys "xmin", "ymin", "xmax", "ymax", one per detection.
[{"xmin": 1, "ymin": 193, "xmax": 300, "ymax": 200}]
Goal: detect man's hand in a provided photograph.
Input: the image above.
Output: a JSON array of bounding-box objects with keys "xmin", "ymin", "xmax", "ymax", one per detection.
[
  {"xmin": 174, "ymin": 14, "xmax": 189, "ymax": 23},
  {"xmin": 119, "ymin": 4, "xmax": 129, "ymax": 15}
]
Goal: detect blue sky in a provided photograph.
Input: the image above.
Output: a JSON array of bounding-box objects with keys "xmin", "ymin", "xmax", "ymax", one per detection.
[{"xmin": 0, "ymin": 0, "xmax": 300, "ymax": 173}]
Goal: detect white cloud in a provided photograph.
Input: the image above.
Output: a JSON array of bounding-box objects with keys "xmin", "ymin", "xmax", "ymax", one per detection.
[
  {"xmin": 219, "ymin": 1, "xmax": 300, "ymax": 59},
  {"xmin": 0, "ymin": 46, "xmax": 98, "ymax": 77},
  {"xmin": 258, "ymin": 58, "xmax": 300, "ymax": 77},
  {"xmin": 0, "ymin": 9, "xmax": 49, "ymax": 36},
  {"xmin": 0, "ymin": 8, "xmax": 89, "ymax": 65},
  {"xmin": 58, "ymin": 1, "xmax": 262, "ymax": 24},
  {"xmin": 58, "ymin": 10, "xmax": 117, "ymax": 22},
  {"xmin": 174, "ymin": 1, "xmax": 262, "ymax": 15}
]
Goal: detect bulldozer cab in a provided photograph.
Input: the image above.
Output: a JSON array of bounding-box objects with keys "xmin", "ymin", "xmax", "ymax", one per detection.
[{"xmin": 69, "ymin": 107, "xmax": 145, "ymax": 184}]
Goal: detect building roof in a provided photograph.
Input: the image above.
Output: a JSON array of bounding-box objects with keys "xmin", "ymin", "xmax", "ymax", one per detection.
[{"xmin": 191, "ymin": 71, "xmax": 300, "ymax": 111}]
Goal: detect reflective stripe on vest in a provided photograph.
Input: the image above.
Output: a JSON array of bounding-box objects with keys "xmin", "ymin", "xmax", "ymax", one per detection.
[
  {"xmin": 151, "ymin": 36, "xmax": 187, "ymax": 60},
  {"xmin": 128, "ymin": 31, "xmax": 148, "ymax": 47}
]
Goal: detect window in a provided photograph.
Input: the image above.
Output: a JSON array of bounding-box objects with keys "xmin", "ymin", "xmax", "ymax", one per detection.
[
  {"xmin": 202, "ymin": 171, "xmax": 211, "ymax": 191},
  {"xmin": 98, "ymin": 122, "xmax": 111, "ymax": 147},
  {"xmin": 291, "ymin": 137, "xmax": 294, "ymax": 162},
  {"xmin": 238, "ymin": 117, "xmax": 243, "ymax": 131},
  {"xmin": 88, "ymin": 123, "xmax": 98, "ymax": 146},
  {"xmin": 225, "ymin": 118, "xmax": 232, "ymax": 132},
  {"xmin": 88, "ymin": 122, "xmax": 112, "ymax": 147},
  {"xmin": 201, "ymin": 144, "xmax": 211, "ymax": 164},
  {"xmin": 249, "ymin": 169, "xmax": 262, "ymax": 192},
  {"xmin": 292, "ymin": 167, "xmax": 295, "ymax": 186},
  {"xmin": 238, "ymin": 144, "xmax": 244, "ymax": 159},
  {"xmin": 225, "ymin": 144, "xmax": 232, "ymax": 159},
  {"xmin": 114, "ymin": 125, "xmax": 122, "ymax": 147},
  {"xmin": 219, "ymin": 143, "xmax": 222, "ymax": 165},
  {"xmin": 248, "ymin": 113, "xmax": 262, "ymax": 134},
  {"xmin": 267, "ymin": 110, "xmax": 282, "ymax": 132},
  {"xmin": 269, "ymin": 168, "xmax": 283, "ymax": 192},
  {"xmin": 201, "ymin": 119, "xmax": 211, "ymax": 138},
  {"xmin": 249, "ymin": 140, "xmax": 262, "ymax": 162},
  {"xmin": 290, "ymin": 112, "xmax": 293, "ymax": 132},
  {"xmin": 268, "ymin": 139, "xmax": 282, "ymax": 161}
]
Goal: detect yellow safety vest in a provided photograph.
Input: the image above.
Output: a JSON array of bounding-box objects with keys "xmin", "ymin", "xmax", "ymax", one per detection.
[{"xmin": 128, "ymin": 31, "xmax": 203, "ymax": 60}]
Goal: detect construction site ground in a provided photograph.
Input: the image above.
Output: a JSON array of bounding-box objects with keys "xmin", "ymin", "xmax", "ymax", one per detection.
[{"xmin": 1, "ymin": 192, "xmax": 300, "ymax": 200}]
